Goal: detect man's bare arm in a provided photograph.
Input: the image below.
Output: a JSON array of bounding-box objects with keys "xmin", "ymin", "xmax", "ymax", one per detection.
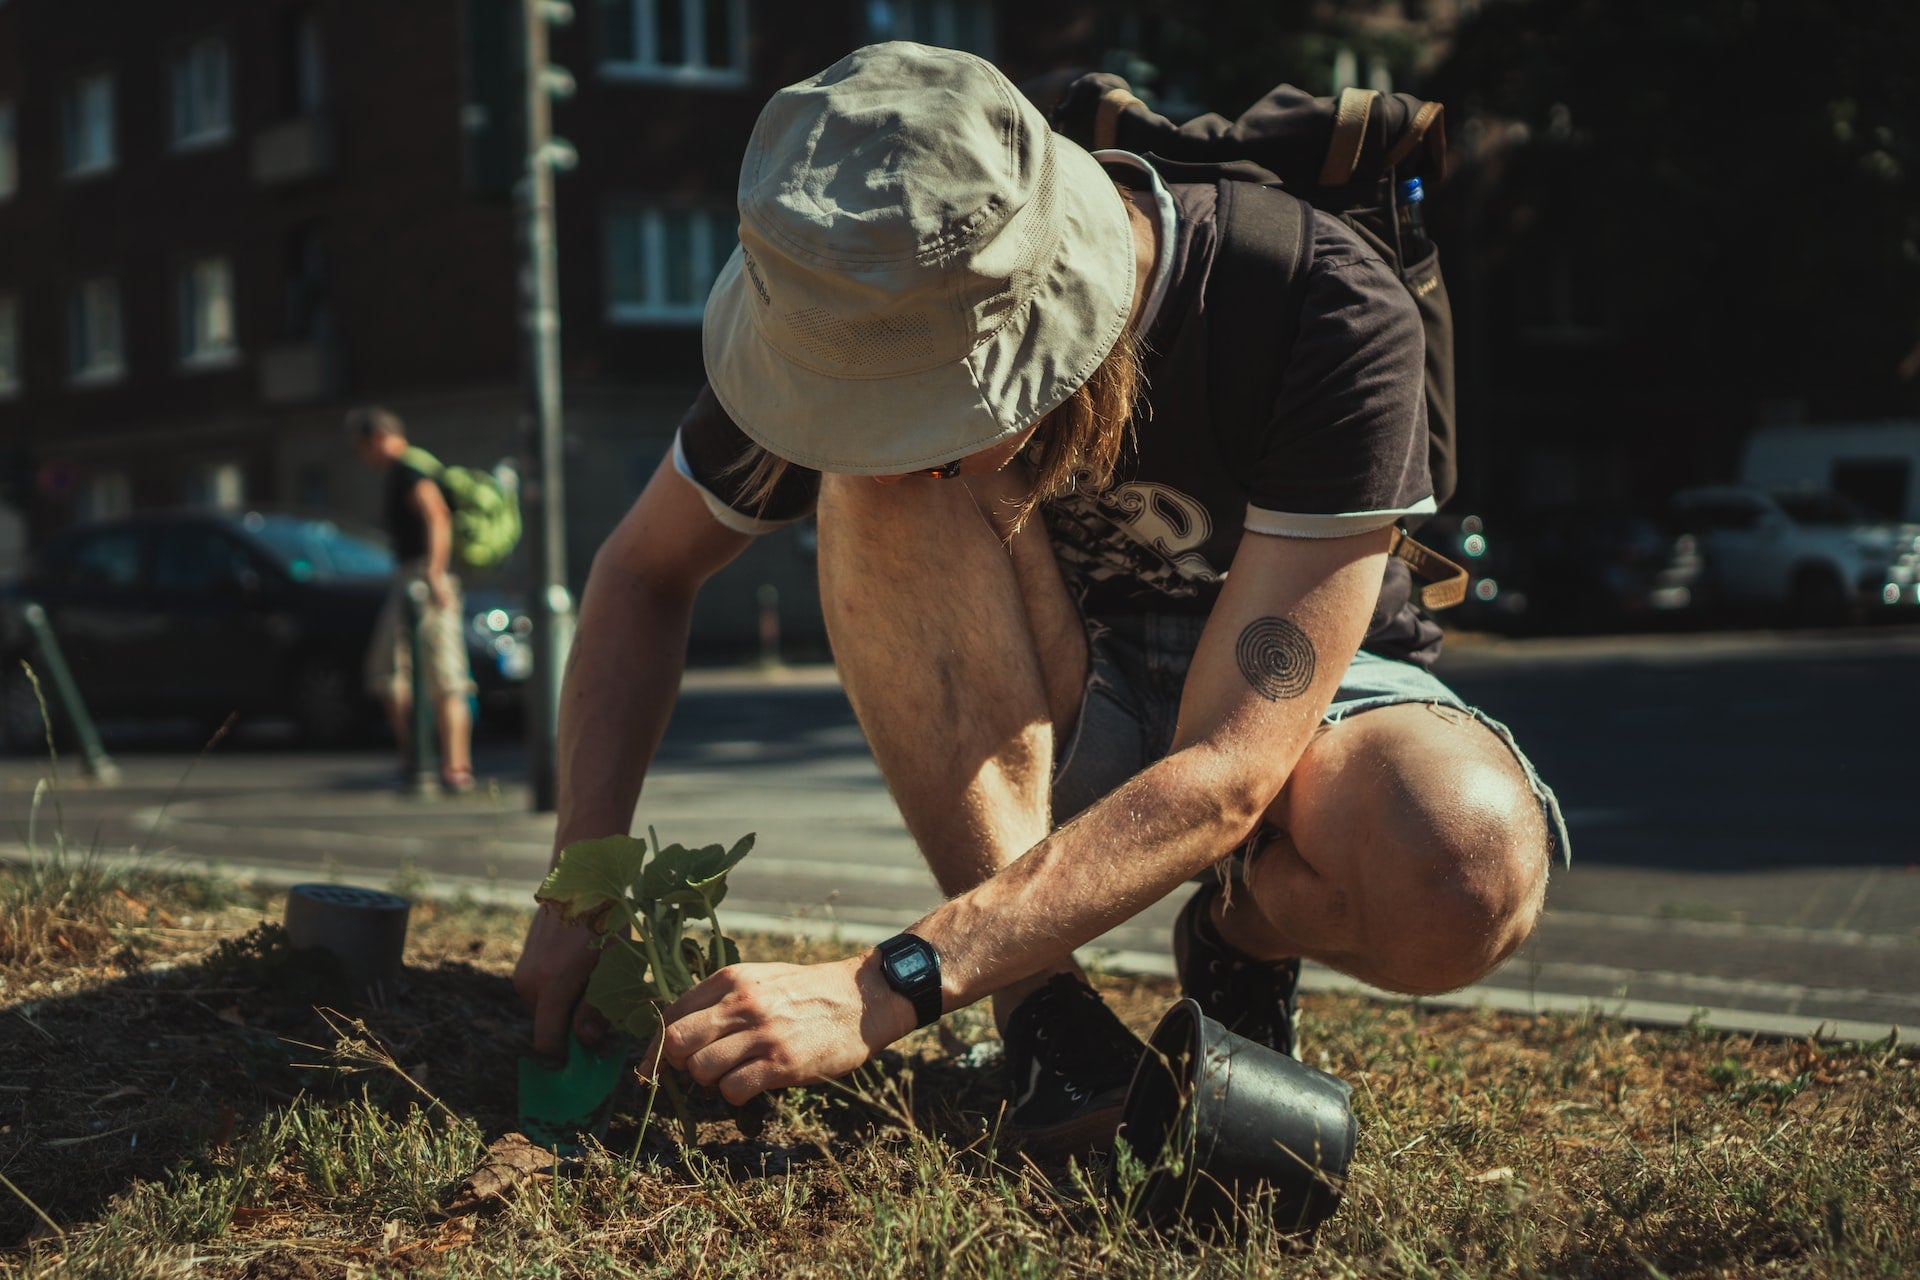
[
  {"xmin": 652, "ymin": 527, "xmax": 1394, "ymax": 1100},
  {"xmin": 551, "ymin": 457, "xmax": 754, "ymax": 850},
  {"xmin": 516, "ymin": 454, "xmax": 754, "ymax": 1058},
  {"xmin": 906, "ymin": 525, "xmax": 1391, "ymax": 1011},
  {"xmin": 406, "ymin": 476, "xmax": 456, "ymax": 606}
]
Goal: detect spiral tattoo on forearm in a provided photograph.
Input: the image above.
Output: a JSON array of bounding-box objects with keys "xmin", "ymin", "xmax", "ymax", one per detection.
[{"xmin": 1235, "ymin": 617, "xmax": 1316, "ymax": 701}]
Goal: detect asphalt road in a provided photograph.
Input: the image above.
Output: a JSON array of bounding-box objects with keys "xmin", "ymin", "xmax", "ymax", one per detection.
[{"xmin": 4, "ymin": 626, "xmax": 1916, "ymax": 1041}]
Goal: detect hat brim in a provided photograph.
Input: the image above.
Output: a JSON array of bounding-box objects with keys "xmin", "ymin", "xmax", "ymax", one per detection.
[{"xmin": 702, "ymin": 136, "xmax": 1136, "ymax": 475}]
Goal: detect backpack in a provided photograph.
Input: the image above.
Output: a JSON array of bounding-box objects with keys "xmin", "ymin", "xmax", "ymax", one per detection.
[
  {"xmin": 1038, "ymin": 76, "xmax": 1466, "ymax": 610},
  {"xmin": 400, "ymin": 446, "xmax": 523, "ymax": 571}
]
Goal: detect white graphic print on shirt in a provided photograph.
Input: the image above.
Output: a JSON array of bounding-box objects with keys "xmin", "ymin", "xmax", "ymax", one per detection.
[{"xmin": 1046, "ymin": 478, "xmax": 1222, "ymax": 601}]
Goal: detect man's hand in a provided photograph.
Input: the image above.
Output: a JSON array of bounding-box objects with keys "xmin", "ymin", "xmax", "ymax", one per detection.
[
  {"xmin": 644, "ymin": 954, "xmax": 918, "ymax": 1105},
  {"xmin": 513, "ymin": 906, "xmax": 613, "ymax": 1064}
]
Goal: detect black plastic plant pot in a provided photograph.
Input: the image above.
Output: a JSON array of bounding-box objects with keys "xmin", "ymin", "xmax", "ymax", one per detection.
[
  {"xmin": 282, "ymin": 883, "xmax": 412, "ymax": 1002},
  {"xmin": 1113, "ymin": 998, "xmax": 1356, "ymax": 1234}
]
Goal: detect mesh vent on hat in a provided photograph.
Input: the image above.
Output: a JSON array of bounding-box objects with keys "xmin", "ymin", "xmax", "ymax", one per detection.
[
  {"xmin": 784, "ymin": 308, "xmax": 937, "ymax": 369},
  {"xmin": 978, "ymin": 147, "xmax": 1060, "ymax": 324}
]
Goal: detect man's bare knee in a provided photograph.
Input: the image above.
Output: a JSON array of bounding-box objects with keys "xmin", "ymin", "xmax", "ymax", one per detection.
[{"xmin": 1362, "ymin": 757, "xmax": 1547, "ymax": 994}]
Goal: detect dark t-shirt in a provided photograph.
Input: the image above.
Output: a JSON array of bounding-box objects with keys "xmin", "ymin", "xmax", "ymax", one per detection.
[
  {"xmin": 383, "ymin": 460, "xmax": 438, "ymax": 564},
  {"xmin": 674, "ymin": 157, "xmax": 1442, "ymax": 663}
]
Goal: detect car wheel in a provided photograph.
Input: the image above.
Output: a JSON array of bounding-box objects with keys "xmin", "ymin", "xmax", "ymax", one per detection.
[
  {"xmin": 0, "ymin": 662, "xmax": 56, "ymax": 756},
  {"xmin": 291, "ymin": 657, "xmax": 365, "ymax": 747},
  {"xmin": 1788, "ymin": 566, "xmax": 1848, "ymax": 628}
]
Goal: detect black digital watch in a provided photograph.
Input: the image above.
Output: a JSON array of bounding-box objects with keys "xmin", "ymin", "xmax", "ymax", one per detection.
[{"xmin": 875, "ymin": 932, "xmax": 943, "ymax": 1029}]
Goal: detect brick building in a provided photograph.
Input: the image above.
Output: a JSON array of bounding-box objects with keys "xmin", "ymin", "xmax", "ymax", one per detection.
[{"xmin": 0, "ymin": 0, "xmax": 1104, "ymax": 651}]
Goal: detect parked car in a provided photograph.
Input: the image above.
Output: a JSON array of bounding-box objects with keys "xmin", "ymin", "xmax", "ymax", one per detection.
[
  {"xmin": 1504, "ymin": 506, "xmax": 1705, "ymax": 634},
  {"xmin": 1665, "ymin": 486, "xmax": 1920, "ymax": 624},
  {"xmin": 0, "ymin": 510, "xmax": 531, "ymax": 751}
]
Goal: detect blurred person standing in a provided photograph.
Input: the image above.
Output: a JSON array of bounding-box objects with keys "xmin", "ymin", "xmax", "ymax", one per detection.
[{"xmin": 346, "ymin": 406, "xmax": 477, "ymax": 792}]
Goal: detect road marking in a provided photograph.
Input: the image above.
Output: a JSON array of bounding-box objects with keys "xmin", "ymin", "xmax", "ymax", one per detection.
[
  {"xmin": 1498, "ymin": 958, "xmax": 1920, "ymax": 1015},
  {"xmin": 1544, "ymin": 907, "xmax": 1917, "ymax": 950},
  {"xmin": 1831, "ymin": 868, "xmax": 1884, "ymax": 934}
]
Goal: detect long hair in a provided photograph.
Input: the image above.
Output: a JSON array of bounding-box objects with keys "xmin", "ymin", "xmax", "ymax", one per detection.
[
  {"xmin": 1002, "ymin": 326, "xmax": 1145, "ymax": 534},
  {"xmin": 723, "ymin": 327, "xmax": 1146, "ymax": 530}
]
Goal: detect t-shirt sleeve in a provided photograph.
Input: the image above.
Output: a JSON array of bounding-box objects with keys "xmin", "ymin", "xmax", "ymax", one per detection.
[
  {"xmin": 672, "ymin": 382, "xmax": 821, "ymax": 535},
  {"xmin": 1241, "ymin": 221, "xmax": 1435, "ymax": 539}
]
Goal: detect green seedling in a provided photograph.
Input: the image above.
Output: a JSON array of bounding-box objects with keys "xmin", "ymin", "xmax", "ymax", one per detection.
[{"xmin": 532, "ymin": 829, "xmax": 754, "ymax": 1145}]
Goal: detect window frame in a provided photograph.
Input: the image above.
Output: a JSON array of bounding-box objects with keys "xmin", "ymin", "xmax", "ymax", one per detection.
[
  {"xmin": 67, "ymin": 276, "xmax": 126, "ymax": 386},
  {"xmin": 0, "ymin": 294, "xmax": 19, "ymax": 399},
  {"xmin": 177, "ymin": 254, "xmax": 242, "ymax": 370},
  {"xmin": 862, "ymin": 0, "xmax": 997, "ymax": 58},
  {"xmin": 60, "ymin": 70, "xmax": 118, "ymax": 179},
  {"xmin": 0, "ymin": 100, "xmax": 17, "ymax": 200},
  {"xmin": 169, "ymin": 35, "xmax": 235, "ymax": 151},
  {"xmin": 600, "ymin": 0, "xmax": 750, "ymax": 88},
  {"xmin": 604, "ymin": 203, "xmax": 736, "ymax": 327}
]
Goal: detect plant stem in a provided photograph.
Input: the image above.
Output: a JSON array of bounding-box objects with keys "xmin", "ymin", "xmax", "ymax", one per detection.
[{"xmin": 659, "ymin": 1071, "xmax": 697, "ymax": 1147}]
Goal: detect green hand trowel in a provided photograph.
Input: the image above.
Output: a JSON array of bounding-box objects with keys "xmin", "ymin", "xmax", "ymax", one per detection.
[{"xmin": 518, "ymin": 1033, "xmax": 630, "ymax": 1155}]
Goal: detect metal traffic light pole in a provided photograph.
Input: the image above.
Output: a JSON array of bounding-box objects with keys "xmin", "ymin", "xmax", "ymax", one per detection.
[{"xmin": 520, "ymin": 0, "xmax": 577, "ymax": 813}]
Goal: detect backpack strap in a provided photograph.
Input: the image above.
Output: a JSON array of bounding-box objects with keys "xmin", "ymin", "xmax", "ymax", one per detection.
[
  {"xmin": 1387, "ymin": 526, "xmax": 1470, "ymax": 610},
  {"xmin": 399, "ymin": 446, "xmax": 445, "ymax": 477},
  {"xmin": 1318, "ymin": 87, "xmax": 1375, "ymax": 186},
  {"xmin": 1094, "ymin": 86, "xmax": 1145, "ymax": 150},
  {"xmin": 1381, "ymin": 100, "xmax": 1446, "ymax": 175},
  {"xmin": 1209, "ymin": 180, "xmax": 1468, "ymax": 612},
  {"xmin": 1207, "ymin": 179, "xmax": 1313, "ymax": 466}
]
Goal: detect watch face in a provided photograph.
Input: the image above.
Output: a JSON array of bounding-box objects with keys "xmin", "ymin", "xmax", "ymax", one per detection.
[{"xmin": 890, "ymin": 947, "xmax": 931, "ymax": 982}]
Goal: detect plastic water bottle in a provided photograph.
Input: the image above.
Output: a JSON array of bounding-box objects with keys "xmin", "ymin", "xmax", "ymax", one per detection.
[{"xmin": 1396, "ymin": 177, "xmax": 1429, "ymax": 257}]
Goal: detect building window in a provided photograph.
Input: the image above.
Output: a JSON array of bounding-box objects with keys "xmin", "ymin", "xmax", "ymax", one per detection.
[
  {"xmin": 68, "ymin": 278, "xmax": 125, "ymax": 385},
  {"xmin": 863, "ymin": 0, "xmax": 995, "ymax": 57},
  {"xmin": 170, "ymin": 37, "xmax": 234, "ymax": 149},
  {"xmin": 0, "ymin": 296, "xmax": 19, "ymax": 398},
  {"xmin": 185, "ymin": 460, "xmax": 245, "ymax": 511},
  {"xmin": 60, "ymin": 72, "xmax": 117, "ymax": 177},
  {"xmin": 178, "ymin": 256, "xmax": 240, "ymax": 368},
  {"xmin": 606, "ymin": 206, "xmax": 736, "ymax": 324},
  {"xmin": 290, "ymin": 7, "xmax": 326, "ymax": 114},
  {"xmin": 80, "ymin": 472, "xmax": 133, "ymax": 522},
  {"xmin": 600, "ymin": 0, "xmax": 748, "ymax": 85},
  {"xmin": 0, "ymin": 102, "xmax": 16, "ymax": 199}
]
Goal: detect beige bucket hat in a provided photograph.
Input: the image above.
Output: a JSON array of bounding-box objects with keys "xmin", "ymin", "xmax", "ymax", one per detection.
[{"xmin": 702, "ymin": 42, "xmax": 1136, "ymax": 474}]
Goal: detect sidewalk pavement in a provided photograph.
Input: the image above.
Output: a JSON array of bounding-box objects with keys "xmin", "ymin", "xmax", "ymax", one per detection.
[{"xmin": 4, "ymin": 659, "xmax": 1915, "ymax": 1047}]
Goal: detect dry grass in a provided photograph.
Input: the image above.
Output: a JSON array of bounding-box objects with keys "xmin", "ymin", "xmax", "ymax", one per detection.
[{"xmin": 2, "ymin": 868, "xmax": 1916, "ymax": 1280}]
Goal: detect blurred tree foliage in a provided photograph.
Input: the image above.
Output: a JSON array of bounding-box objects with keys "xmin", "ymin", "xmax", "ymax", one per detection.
[
  {"xmin": 1430, "ymin": 0, "xmax": 1920, "ymax": 411},
  {"xmin": 1100, "ymin": 1, "xmax": 1431, "ymax": 114}
]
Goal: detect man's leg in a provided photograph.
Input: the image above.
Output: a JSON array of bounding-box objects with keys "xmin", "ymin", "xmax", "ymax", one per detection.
[
  {"xmin": 1210, "ymin": 702, "xmax": 1551, "ymax": 996},
  {"xmin": 419, "ymin": 593, "xmax": 475, "ymax": 786},
  {"xmin": 367, "ymin": 586, "xmax": 413, "ymax": 772},
  {"xmin": 816, "ymin": 469, "xmax": 1089, "ymax": 1028},
  {"xmin": 435, "ymin": 694, "xmax": 472, "ymax": 779}
]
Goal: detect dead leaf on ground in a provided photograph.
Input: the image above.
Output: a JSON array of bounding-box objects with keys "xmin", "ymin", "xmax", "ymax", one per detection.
[
  {"xmin": 240, "ymin": 1250, "xmax": 324, "ymax": 1280},
  {"xmin": 390, "ymin": 1217, "xmax": 477, "ymax": 1259},
  {"xmin": 440, "ymin": 1131, "xmax": 556, "ymax": 1216},
  {"xmin": 1470, "ymin": 1166, "xmax": 1515, "ymax": 1183}
]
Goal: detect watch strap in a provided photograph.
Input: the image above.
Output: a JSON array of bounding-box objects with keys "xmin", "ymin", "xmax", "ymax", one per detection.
[{"xmin": 876, "ymin": 933, "xmax": 943, "ymax": 1029}]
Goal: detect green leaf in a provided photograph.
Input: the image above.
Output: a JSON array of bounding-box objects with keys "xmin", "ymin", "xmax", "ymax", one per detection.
[
  {"xmin": 536, "ymin": 835, "xmax": 650, "ymax": 928},
  {"xmin": 640, "ymin": 833, "xmax": 754, "ymax": 914},
  {"xmin": 583, "ymin": 939, "xmax": 665, "ymax": 1039}
]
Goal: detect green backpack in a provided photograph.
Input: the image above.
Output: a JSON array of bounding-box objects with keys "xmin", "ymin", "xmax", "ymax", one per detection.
[{"xmin": 400, "ymin": 447, "xmax": 523, "ymax": 570}]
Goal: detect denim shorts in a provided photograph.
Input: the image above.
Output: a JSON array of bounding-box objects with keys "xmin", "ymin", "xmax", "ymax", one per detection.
[{"xmin": 1050, "ymin": 613, "xmax": 1572, "ymax": 868}]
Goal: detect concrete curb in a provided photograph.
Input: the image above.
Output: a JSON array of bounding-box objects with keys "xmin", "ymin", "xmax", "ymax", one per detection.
[{"xmin": 10, "ymin": 845, "xmax": 1905, "ymax": 1051}]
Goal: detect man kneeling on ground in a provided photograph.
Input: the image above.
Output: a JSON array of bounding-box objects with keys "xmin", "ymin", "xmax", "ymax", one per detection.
[{"xmin": 513, "ymin": 42, "xmax": 1570, "ymax": 1156}]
